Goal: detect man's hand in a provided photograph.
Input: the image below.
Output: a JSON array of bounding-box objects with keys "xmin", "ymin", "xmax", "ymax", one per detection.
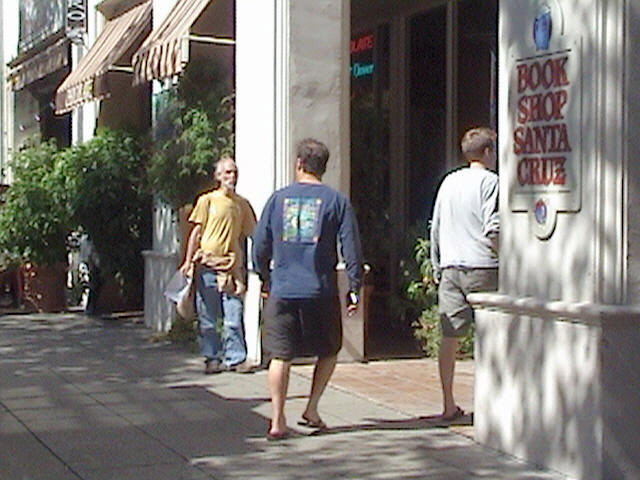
[
  {"xmin": 260, "ymin": 281, "xmax": 270, "ymax": 299},
  {"xmin": 179, "ymin": 261, "xmax": 192, "ymax": 278}
]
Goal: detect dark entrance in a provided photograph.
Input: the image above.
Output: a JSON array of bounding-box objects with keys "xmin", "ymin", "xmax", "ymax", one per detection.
[{"xmin": 350, "ymin": 0, "xmax": 497, "ymax": 358}]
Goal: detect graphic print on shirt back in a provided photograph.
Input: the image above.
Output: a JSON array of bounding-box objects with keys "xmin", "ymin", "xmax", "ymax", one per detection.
[{"xmin": 282, "ymin": 197, "xmax": 322, "ymax": 243}]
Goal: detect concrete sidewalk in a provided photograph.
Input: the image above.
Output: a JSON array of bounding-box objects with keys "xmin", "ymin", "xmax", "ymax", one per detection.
[{"xmin": 0, "ymin": 313, "xmax": 569, "ymax": 480}]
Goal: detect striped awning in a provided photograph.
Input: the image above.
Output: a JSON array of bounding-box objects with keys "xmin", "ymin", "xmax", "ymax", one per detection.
[
  {"xmin": 55, "ymin": 1, "xmax": 151, "ymax": 114},
  {"xmin": 132, "ymin": 0, "xmax": 232, "ymax": 84},
  {"xmin": 8, "ymin": 38, "xmax": 69, "ymax": 91}
]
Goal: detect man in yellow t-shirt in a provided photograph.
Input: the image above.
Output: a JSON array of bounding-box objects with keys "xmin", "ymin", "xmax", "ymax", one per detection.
[{"xmin": 180, "ymin": 156, "xmax": 256, "ymax": 374}]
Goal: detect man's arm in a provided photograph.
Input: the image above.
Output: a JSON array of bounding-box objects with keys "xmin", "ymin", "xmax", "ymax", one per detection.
[
  {"xmin": 179, "ymin": 224, "xmax": 201, "ymax": 276},
  {"xmin": 338, "ymin": 200, "xmax": 363, "ymax": 314},
  {"xmin": 430, "ymin": 198, "xmax": 442, "ymax": 284},
  {"xmin": 251, "ymin": 196, "xmax": 275, "ymax": 291},
  {"xmin": 481, "ymin": 175, "xmax": 500, "ymax": 254}
]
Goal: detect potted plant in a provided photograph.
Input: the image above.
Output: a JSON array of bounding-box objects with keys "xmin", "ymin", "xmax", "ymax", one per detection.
[
  {"xmin": 55, "ymin": 129, "xmax": 152, "ymax": 313},
  {"xmin": 403, "ymin": 233, "xmax": 474, "ymax": 359},
  {"xmin": 0, "ymin": 139, "xmax": 71, "ymax": 312},
  {"xmin": 0, "ymin": 250, "xmax": 23, "ymax": 308}
]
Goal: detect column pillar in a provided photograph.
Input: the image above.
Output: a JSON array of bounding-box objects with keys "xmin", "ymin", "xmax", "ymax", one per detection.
[
  {"xmin": 470, "ymin": 1, "xmax": 640, "ymax": 479},
  {"xmin": 236, "ymin": 0, "xmax": 351, "ymax": 364},
  {"xmin": 236, "ymin": 0, "xmax": 277, "ymax": 365},
  {"xmin": 286, "ymin": 0, "xmax": 351, "ymax": 193}
]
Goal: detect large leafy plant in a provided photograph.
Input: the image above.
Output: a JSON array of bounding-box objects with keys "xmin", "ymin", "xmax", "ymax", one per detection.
[
  {"xmin": 0, "ymin": 139, "xmax": 71, "ymax": 266},
  {"xmin": 401, "ymin": 230, "xmax": 474, "ymax": 359},
  {"xmin": 147, "ymin": 59, "xmax": 234, "ymax": 208},
  {"xmin": 55, "ymin": 129, "xmax": 152, "ymax": 296},
  {"xmin": 0, "ymin": 131, "xmax": 152, "ymax": 302}
]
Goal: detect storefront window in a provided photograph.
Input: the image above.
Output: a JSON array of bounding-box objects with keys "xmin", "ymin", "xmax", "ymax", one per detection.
[
  {"xmin": 18, "ymin": 0, "xmax": 66, "ymax": 53},
  {"xmin": 408, "ymin": 6, "xmax": 447, "ymax": 226},
  {"xmin": 351, "ymin": 24, "xmax": 391, "ymax": 279},
  {"xmin": 350, "ymin": 1, "xmax": 498, "ymax": 356},
  {"xmin": 456, "ymin": 0, "xmax": 498, "ymax": 141}
]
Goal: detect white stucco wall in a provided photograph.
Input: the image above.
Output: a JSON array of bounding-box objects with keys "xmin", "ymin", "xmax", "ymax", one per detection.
[
  {"xmin": 499, "ymin": 0, "xmax": 605, "ymax": 304},
  {"xmin": 474, "ymin": 308, "xmax": 602, "ymax": 478},
  {"xmin": 235, "ymin": 0, "xmax": 351, "ymax": 365},
  {"xmin": 236, "ymin": 0, "xmax": 278, "ymax": 365},
  {"xmin": 236, "ymin": 0, "xmax": 277, "ymax": 216},
  {"xmin": 472, "ymin": 2, "xmax": 640, "ymax": 479},
  {"xmin": 2, "ymin": 0, "xmax": 19, "ymax": 181},
  {"xmin": 71, "ymin": 0, "xmax": 101, "ymax": 145},
  {"xmin": 2, "ymin": 2, "xmax": 18, "ymax": 61},
  {"xmin": 288, "ymin": 0, "xmax": 350, "ymax": 194},
  {"xmin": 626, "ymin": 0, "xmax": 640, "ymax": 303}
]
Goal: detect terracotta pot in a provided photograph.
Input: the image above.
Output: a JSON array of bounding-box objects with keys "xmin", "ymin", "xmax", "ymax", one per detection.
[
  {"xmin": 21, "ymin": 262, "xmax": 67, "ymax": 312},
  {"xmin": 94, "ymin": 277, "xmax": 142, "ymax": 314}
]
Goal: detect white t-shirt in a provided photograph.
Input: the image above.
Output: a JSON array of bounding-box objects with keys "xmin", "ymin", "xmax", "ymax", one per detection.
[{"xmin": 430, "ymin": 166, "xmax": 499, "ymax": 278}]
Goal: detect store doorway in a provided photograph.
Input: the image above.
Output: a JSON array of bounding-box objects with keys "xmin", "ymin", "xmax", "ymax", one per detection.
[{"xmin": 350, "ymin": 0, "xmax": 497, "ymax": 357}]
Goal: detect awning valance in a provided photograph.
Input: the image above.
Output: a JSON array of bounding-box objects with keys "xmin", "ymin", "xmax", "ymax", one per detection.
[
  {"xmin": 132, "ymin": 0, "xmax": 233, "ymax": 84},
  {"xmin": 55, "ymin": 1, "xmax": 151, "ymax": 114},
  {"xmin": 8, "ymin": 39, "xmax": 69, "ymax": 91}
]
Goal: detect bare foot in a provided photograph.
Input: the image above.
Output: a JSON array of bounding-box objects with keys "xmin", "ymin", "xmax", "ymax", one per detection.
[
  {"xmin": 421, "ymin": 406, "xmax": 464, "ymax": 423},
  {"xmin": 268, "ymin": 417, "xmax": 287, "ymax": 437}
]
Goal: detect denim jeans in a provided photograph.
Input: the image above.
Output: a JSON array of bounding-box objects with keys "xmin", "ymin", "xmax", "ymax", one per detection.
[{"xmin": 195, "ymin": 267, "xmax": 247, "ymax": 366}]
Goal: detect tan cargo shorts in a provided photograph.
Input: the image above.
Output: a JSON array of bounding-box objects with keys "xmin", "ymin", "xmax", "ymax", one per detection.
[{"xmin": 438, "ymin": 267, "xmax": 498, "ymax": 338}]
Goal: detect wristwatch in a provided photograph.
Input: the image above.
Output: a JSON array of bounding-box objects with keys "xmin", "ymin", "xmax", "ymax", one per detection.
[{"xmin": 346, "ymin": 290, "xmax": 359, "ymax": 307}]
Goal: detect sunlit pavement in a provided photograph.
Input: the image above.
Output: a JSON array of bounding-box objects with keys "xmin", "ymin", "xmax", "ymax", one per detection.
[{"xmin": 0, "ymin": 313, "xmax": 569, "ymax": 479}]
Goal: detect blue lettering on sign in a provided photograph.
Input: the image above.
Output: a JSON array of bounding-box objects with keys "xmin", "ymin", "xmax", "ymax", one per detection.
[{"xmin": 351, "ymin": 62, "xmax": 375, "ymax": 78}]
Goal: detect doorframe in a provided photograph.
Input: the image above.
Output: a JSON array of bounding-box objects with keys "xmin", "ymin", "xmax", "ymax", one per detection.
[{"xmin": 350, "ymin": 0, "xmax": 461, "ymax": 290}]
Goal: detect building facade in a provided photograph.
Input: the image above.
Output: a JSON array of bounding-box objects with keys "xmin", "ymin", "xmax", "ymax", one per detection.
[
  {"xmin": 236, "ymin": 0, "xmax": 498, "ymax": 359},
  {"xmin": 2, "ymin": 0, "xmax": 152, "ymax": 161},
  {"xmin": 4, "ymin": 0, "xmax": 72, "ymax": 160},
  {"xmin": 471, "ymin": 1, "xmax": 640, "ymax": 478},
  {"xmin": 4, "ymin": 1, "xmax": 638, "ymax": 476}
]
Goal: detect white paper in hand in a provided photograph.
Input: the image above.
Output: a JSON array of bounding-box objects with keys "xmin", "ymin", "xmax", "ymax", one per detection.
[{"xmin": 164, "ymin": 271, "xmax": 189, "ymax": 304}]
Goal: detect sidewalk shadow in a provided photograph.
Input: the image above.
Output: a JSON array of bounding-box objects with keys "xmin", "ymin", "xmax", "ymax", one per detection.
[{"xmin": 305, "ymin": 412, "xmax": 473, "ymax": 437}]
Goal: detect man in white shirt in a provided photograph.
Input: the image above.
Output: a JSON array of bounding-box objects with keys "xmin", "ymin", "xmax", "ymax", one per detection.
[{"xmin": 430, "ymin": 127, "xmax": 499, "ymax": 421}]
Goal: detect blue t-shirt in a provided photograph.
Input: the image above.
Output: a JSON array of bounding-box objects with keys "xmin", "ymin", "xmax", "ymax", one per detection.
[{"xmin": 252, "ymin": 182, "xmax": 363, "ymax": 299}]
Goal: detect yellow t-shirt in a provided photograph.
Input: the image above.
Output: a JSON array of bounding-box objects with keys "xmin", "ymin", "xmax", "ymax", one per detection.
[{"xmin": 189, "ymin": 189, "xmax": 256, "ymax": 256}]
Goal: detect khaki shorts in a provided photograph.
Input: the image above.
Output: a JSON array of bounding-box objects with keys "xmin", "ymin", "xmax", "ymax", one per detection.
[{"xmin": 438, "ymin": 267, "xmax": 498, "ymax": 338}]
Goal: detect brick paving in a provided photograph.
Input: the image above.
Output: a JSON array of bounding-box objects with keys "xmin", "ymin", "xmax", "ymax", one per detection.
[{"xmin": 293, "ymin": 358, "xmax": 475, "ymax": 437}]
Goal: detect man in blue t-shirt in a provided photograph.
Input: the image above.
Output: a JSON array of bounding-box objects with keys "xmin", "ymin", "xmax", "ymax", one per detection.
[{"xmin": 253, "ymin": 138, "xmax": 363, "ymax": 440}]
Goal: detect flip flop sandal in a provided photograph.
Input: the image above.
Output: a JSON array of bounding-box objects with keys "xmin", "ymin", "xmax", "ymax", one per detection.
[
  {"xmin": 441, "ymin": 406, "xmax": 464, "ymax": 422},
  {"xmin": 266, "ymin": 430, "xmax": 290, "ymax": 441},
  {"xmin": 297, "ymin": 416, "xmax": 327, "ymax": 430}
]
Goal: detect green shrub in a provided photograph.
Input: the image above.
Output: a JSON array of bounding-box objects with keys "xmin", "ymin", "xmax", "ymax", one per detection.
[
  {"xmin": 149, "ymin": 316, "xmax": 197, "ymax": 350},
  {"xmin": 0, "ymin": 139, "xmax": 71, "ymax": 266},
  {"xmin": 147, "ymin": 59, "xmax": 235, "ymax": 208},
  {"xmin": 0, "ymin": 131, "xmax": 151, "ymax": 303},
  {"xmin": 0, "ymin": 250, "xmax": 22, "ymax": 271},
  {"xmin": 167, "ymin": 316, "xmax": 198, "ymax": 346},
  {"xmin": 404, "ymin": 233, "xmax": 474, "ymax": 359},
  {"xmin": 55, "ymin": 129, "xmax": 152, "ymax": 297}
]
